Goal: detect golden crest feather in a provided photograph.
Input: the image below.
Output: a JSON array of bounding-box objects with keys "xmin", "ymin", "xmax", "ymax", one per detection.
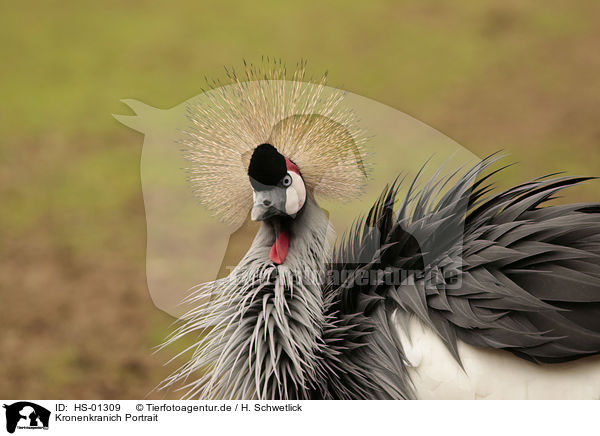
[{"xmin": 182, "ymin": 60, "xmax": 368, "ymax": 227}]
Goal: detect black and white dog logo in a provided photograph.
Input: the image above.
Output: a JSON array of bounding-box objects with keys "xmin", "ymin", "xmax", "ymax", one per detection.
[{"xmin": 3, "ymin": 402, "xmax": 50, "ymax": 434}]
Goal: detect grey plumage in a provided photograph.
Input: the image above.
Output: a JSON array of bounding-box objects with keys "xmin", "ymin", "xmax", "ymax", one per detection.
[
  {"xmin": 161, "ymin": 156, "xmax": 600, "ymax": 399},
  {"xmin": 159, "ymin": 195, "xmax": 332, "ymax": 399},
  {"xmin": 345, "ymin": 158, "xmax": 600, "ymax": 364}
]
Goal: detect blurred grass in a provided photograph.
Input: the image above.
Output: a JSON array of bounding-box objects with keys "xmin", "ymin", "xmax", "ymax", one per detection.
[{"xmin": 1, "ymin": 0, "xmax": 599, "ymax": 398}]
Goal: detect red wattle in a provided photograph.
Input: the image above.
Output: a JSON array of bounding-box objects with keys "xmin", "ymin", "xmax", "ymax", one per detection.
[{"xmin": 269, "ymin": 230, "xmax": 289, "ymax": 265}]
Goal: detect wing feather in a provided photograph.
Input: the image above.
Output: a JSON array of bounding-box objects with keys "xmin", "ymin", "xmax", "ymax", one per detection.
[{"xmin": 322, "ymin": 157, "xmax": 600, "ymax": 400}]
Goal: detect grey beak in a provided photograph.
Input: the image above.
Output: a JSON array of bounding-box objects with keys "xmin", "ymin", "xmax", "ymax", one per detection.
[{"xmin": 251, "ymin": 188, "xmax": 286, "ymax": 221}]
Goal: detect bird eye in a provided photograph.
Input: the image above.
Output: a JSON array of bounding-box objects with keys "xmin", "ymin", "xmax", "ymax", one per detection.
[{"xmin": 282, "ymin": 174, "xmax": 292, "ymax": 187}]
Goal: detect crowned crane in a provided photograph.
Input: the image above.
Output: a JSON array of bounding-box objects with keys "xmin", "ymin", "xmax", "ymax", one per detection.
[{"xmin": 157, "ymin": 62, "xmax": 600, "ymax": 400}]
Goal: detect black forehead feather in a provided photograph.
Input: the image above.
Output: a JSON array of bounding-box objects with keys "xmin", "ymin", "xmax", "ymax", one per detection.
[{"xmin": 248, "ymin": 143, "xmax": 287, "ymax": 186}]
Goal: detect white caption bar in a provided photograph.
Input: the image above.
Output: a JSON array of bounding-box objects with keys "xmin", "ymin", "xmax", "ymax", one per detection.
[{"xmin": 0, "ymin": 400, "xmax": 595, "ymax": 436}]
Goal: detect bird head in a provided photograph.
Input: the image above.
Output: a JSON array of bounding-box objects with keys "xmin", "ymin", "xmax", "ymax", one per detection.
[
  {"xmin": 248, "ymin": 143, "xmax": 306, "ymax": 222},
  {"xmin": 180, "ymin": 61, "xmax": 368, "ymax": 264}
]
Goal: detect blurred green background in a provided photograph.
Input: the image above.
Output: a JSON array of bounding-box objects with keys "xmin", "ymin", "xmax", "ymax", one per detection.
[{"xmin": 1, "ymin": 0, "xmax": 599, "ymax": 399}]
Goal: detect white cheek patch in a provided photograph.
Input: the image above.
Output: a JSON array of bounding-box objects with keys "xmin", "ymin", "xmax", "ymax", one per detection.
[
  {"xmin": 285, "ymin": 172, "xmax": 306, "ymax": 215},
  {"xmin": 285, "ymin": 188, "xmax": 299, "ymax": 215}
]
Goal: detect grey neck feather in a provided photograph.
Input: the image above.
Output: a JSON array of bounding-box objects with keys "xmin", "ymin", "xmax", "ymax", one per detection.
[{"xmin": 159, "ymin": 195, "xmax": 332, "ymax": 399}]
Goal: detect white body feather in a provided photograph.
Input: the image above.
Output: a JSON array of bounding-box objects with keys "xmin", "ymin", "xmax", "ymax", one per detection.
[{"xmin": 394, "ymin": 313, "xmax": 600, "ymax": 399}]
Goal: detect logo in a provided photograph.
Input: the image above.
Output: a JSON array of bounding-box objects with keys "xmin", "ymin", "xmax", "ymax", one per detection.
[{"xmin": 3, "ymin": 402, "xmax": 50, "ymax": 434}]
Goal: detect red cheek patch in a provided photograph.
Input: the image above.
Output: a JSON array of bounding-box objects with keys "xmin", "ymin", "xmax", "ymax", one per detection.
[{"xmin": 285, "ymin": 157, "xmax": 300, "ymax": 175}]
